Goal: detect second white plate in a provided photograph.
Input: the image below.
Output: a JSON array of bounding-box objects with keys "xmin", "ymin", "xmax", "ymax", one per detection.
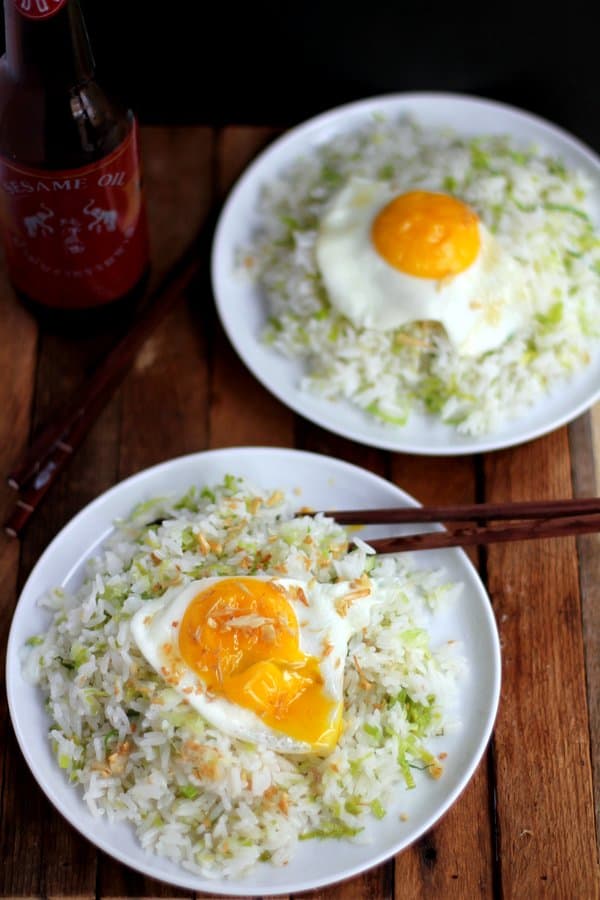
[
  {"xmin": 211, "ymin": 92, "xmax": 600, "ymax": 455},
  {"xmin": 7, "ymin": 447, "xmax": 500, "ymax": 895}
]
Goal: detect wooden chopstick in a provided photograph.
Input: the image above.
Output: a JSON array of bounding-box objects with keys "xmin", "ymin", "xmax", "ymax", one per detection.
[
  {"xmin": 313, "ymin": 497, "xmax": 600, "ymax": 524},
  {"xmin": 364, "ymin": 513, "xmax": 600, "ymax": 553},
  {"xmin": 4, "ymin": 206, "xmax": 218, "ymax": 538}
]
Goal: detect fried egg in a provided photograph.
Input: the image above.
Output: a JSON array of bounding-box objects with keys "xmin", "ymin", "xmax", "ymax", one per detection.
[
  {"xmin": 315, "ymin": 178, "xmax": 532, "ymax": 356},
  {"xmin": 131, "ymin": 574, "xmax": 377, "ymax": 755}
]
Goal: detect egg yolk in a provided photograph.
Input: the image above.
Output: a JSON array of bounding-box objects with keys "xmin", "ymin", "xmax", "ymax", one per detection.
[
  {"xmin": 371, "ymin": 190, "xmax": 481, "ymax": 279},
  {"xmin": 179, "ymin": 578, "xmax": 341, "ymax": 752}
]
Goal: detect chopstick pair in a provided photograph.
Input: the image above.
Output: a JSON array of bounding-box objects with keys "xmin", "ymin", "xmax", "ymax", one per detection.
[
  {"xmin": 4, "ymin": 206, "xmax": 219, "ymax": 539},
  {"xmin": 304, "ymin": 498, "xmax": 600, "ymax": 553}
]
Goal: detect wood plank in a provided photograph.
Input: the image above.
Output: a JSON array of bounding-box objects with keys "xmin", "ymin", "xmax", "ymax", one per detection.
[
  {"xmin": 389, "ymin": 453, "xmax": 493, "ymax": 899},
  {"xmin": 592, "ymin": 403, "xmax": 600, "ymax": 483},
  {"xmin": 209, "ymin": 126, "xmax": 294, "ymax": 450},
  {"xmin": 0, "ymin": 282, "xmax": 40, "ymax": 897},
  {"xmin": 569, "ymin": 409, "xmax": 600, "ymax": 852},
  {"xmin": 118, "ymin": 126, "xmax": 215, "ymax": 481},
  {"xmin": 294, "ymin": 864, "xmax": 394, "ymax": 900},
  {"xmin": 296, "ymin": 421, "xmax": 391, "ymax": 478},
  {"xmin": 3, "ymin": 396, "xmax": 117, "ymax": 898},
  {"xmin": 96, "ymin": 849, "xmax": 193, "ymax": 900},
  {"xmin": 2, "ymin": 285, "xmax": 119, "ymax": 898},
  {"xmin": 101, "ymin": 127, "xmax": 215, "ymax": 898},
  {"xmin": 485, "ymin": 427, "xmax": 599, "ymax": 896}
]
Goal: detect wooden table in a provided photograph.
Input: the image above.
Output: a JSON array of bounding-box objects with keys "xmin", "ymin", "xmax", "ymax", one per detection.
[{"xmin": 1, "ymin": 126, "xmax": 599, "ymax": 899}]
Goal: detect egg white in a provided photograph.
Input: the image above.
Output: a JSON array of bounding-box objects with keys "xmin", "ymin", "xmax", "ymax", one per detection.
[
  {"xmin": 315, "ymin": 177, "xmax": 533, "ymax": 356},
  {"xmin": 131, "ymin": 575, "xmax": 377, "ymax": 754}
]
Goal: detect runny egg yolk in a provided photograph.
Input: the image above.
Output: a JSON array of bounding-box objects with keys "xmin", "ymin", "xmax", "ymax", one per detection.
[
  {"xmin": 371, "ymin": 190, "xmax": 481, "ymax": 279},
  {"xmin": 179, "ymin": 577, "xmax": 341, "ymax": 752}
]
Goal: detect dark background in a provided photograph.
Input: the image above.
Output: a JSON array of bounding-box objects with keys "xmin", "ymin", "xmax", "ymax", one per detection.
[{"xmin": 1, "ymin": 0, "xmax": 599, "ymax": 150}]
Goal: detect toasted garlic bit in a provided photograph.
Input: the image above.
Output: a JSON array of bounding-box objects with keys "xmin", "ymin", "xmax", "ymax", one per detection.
[
  {"xmin": 285, "ymin": 584, "xmax": 309, "ymax": 607},
  {"xmin": 394, "ymin": 332, "xmax": 431, "ymax": 349},
  {"xmin": 335, "ymin": 577, "xmax": 372, "ymax": 617},
  {"xmin": 196, "ymin": 533, "xmax": 211, "ymax": 555},
  {"xmin": 330, "ymin": 543, "xmax": 348, "ymax": 559},
  {"xmin": 107, "ymin": 741, "xmax": 131, "ymax": 775},
  {"xmin": 184, "ymin": 742, "xmax": 222, "ymax": 782},
  {"xmin": 266, "ymin": 490, "xmax": 284, "ymax": 507},
  {"xmin": 353, "ymin": 573, "xmax": 372, "ymax": 591},
  {"xmin": 429, "ymin": 761, "xmax": 443, "ymax": 780},
  {"xmin": 353, "ymin": 654, "xmax": 373, "ymax": 690},
  {"xmin": 247, "ymin": 497, "xmax": 262, "ymax": 515}
]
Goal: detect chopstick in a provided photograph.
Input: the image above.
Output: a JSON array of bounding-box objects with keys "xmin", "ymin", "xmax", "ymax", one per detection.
[
  {"xmin": 312, "ymin": 497, "xmax": 600, "ymax": 524},
  {"xmin": 4, "ymin": 206, "xmax": 218, "ymax": 538},
  {"xmin": 303, "ymin": 498, "xmax": 600, "ymax": 553},
  {"xmin": 363, "ymin": 513, "xmax": 600, "ymax": 554}
]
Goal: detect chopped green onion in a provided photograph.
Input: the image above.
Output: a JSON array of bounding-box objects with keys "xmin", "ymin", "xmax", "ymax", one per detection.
[
  {"xmin": 300, "ymin": 822, "xmax": 363, "ymax": 841},
  {"xmin": 363, "ymin": 723, "xmax": 382, "ymax": 741},
  {"xmin": 370, "ymin": 799, "xmax": 386, "ymax": 819},
  {"xmin": 25, "ymin": 635, "xmax": 44, "ymax": 647},
  {"xmin": 178, "ymin": 785, "xmax": 199, "ymax": 800},
  {"xmin": 104, "ymin": 729, "xmax": 118, "ymax": 748}
]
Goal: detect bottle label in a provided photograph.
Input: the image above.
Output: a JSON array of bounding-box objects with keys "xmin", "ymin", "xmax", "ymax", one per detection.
[
  {"xmin": 0, "ymin": 123, "xmax": 148, "ymax": 309},
  {"xmin": 13, "ymin": 0, "xmax": 69, "ymax": 20}
]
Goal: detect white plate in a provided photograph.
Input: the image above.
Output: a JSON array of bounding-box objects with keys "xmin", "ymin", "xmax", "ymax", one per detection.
[
  {"xmin": 211, "ymin": 92, "xmax": 600, "ymax": 455},
  {"xmin": 6, "ymin": 447, "xmax": 501, "ymax": 895}
]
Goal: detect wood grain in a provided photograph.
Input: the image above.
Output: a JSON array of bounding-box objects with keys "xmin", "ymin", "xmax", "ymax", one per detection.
[
  {"xmin": 2, "ymin": 280, "xmax": 121, "ymax": 900},
  {"xmin": 569, "ymin": 409, "xmax": 600, "ymax": 853},
  {"xmin": 0, "ymin": 278, "xmax": 41, "ymax": 896},
  {"xmin": 209, "ymin": 127, "xmax": 294, "ymax": 451},
  {"xmin": 388, "ymin": 453, "xmax": 494, "ymax": 899},
  {"xmin": 485, "ymin": 427, "xmax": 600, "ymax": 896},
  {"xmin": 118, "ymin": 127, "xmax": 214, "ymax": 482}
]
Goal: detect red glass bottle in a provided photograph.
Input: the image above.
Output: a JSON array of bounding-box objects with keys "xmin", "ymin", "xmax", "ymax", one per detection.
[{"xmin": 0, "ymin": 0, "xmax": 149, "ymax": 318}]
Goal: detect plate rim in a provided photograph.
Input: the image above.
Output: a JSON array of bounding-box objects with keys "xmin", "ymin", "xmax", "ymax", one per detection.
[
  {"xmin": 6, "ymin": 445, "xmax": 502, "ymax": 895},
  {"xmin": 211, "ymin": 90, "xmax": 600, "ymax": 456}
]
